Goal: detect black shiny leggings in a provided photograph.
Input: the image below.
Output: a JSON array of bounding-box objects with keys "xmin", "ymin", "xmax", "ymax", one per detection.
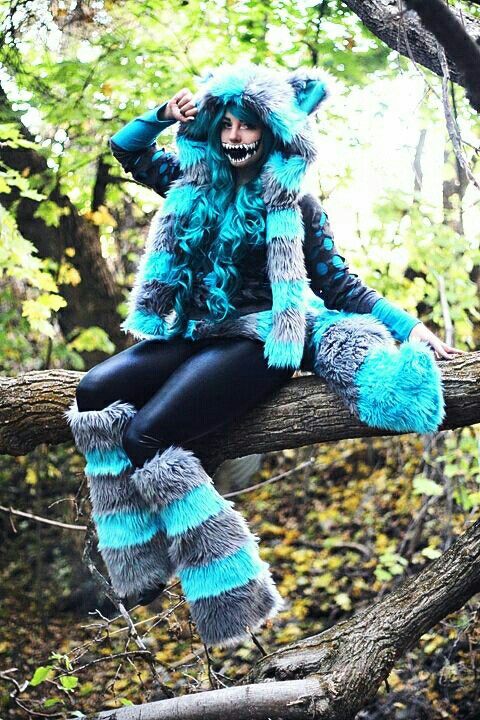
[{"xmin": 75, "ymin": 336, "xmax": 295, "ymax": 468}]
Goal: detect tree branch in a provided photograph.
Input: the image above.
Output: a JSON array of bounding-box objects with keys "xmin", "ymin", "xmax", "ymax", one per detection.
[
  {"xmin": 0, "ymin": 352, "xmax": 479, "ymax": 472},
  {"xmin": 341, "ymin": 0, "xmax": 480, "ymax": 90},
  {"xmin": 91, "ymin": 516, "xmax": 480, "ymax": 720}
]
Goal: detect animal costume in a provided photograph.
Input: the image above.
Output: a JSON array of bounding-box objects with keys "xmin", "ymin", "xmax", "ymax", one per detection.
[{"xmin": 66, "ymin": 62, "xmax": 445, "ymax": 648}]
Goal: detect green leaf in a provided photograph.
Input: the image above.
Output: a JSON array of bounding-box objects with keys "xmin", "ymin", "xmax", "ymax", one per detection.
[
  {"xmin": 60, "ymin": 675, "xmax": 79, "ymax": 691},
  {"xmin": 44, "ymin": 697, "xmax": 63, "ymax": 708},
  {"xmin": 30, "ymin": 665, "xmax": 54, "ymax": 686},
  {"xmin": 119, "ymin": 698, "xmax": 134, "ymax": 706},
  {"xmin": 413, "ymin": 475, "xmax": 444, "ymax": 497}
]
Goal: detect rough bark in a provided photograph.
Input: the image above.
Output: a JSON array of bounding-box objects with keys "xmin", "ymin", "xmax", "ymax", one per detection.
[
  {"xmin": 92, "ymin": 516, "xmax": 480, "ymax": 720},
  {"xmin": 0, "ymin": 351, "xmax": 479, "ymax": 470},
  {"xmin": 342, "ymin": 0, "xmax": 480, "ymax": 89}
]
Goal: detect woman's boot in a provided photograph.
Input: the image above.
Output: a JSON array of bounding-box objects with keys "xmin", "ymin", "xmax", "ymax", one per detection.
[
  {"xmin": 131, "ymin": 445, "xmax": 283, "ymax": 648},
  {"xmin": 65, "ymin": 399, "xmax": 173, "ymax": 603}
]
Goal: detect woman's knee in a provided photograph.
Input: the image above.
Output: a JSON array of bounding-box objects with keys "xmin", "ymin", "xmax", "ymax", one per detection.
[
  {"xmin": 121, "ymin": 414, "xmax": 167, "ymax": 468},
  {"xmin": 76, "ymin": 365, "xmax": 116, "ymax": 412}
]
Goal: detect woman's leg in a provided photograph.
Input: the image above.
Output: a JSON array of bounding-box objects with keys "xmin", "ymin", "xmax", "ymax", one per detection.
[
  {"xmin": 122, "ymin": 337, "xmax": 294, "ymax": 468},
  {"xmin": 67, "ymin": 337, "xmax": 210, "ymax": 602},
  {"xmin": 75, "ymin": 337, "xmax": 204, "ymax": 412},
  {"xmin": 127, "ymin": 338, "xmax": 295, "ymax": 647}
]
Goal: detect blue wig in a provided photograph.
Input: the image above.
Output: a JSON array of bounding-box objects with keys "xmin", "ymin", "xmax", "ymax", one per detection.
[{"xmin": 169, "ymin": 100, "xmax": 276, "ymax": 327}]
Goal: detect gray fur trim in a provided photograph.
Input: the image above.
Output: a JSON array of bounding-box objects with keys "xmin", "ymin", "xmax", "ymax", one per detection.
[
  {"xmin": 150, "ymin": 213, "xmax": 177, "ymax": 253},
  {"xmin": 65, "ymin": 399, "xmax": 136, "ymax": 454},
  {"xmin": 132, "ymin": 445, "xmax": 211, "ymax": 508},
  {"xmin": 88, "ymin": 469, "xmax": 150, "ymax": 515},
  {"xmin": 269, "ymin": 308, "xmax": 306, "ymax": 344},
  {"xmin": 102, "ymin": 530, "xmax": 173, "ymax": 597},
  {"xmin": 169, "ymin": 508, "xmax": 254, "ymax": 571},
  {"xmin": 313, "ymin": 316, "xmax": 394, "ymax": 413},
  {"xmin": 135, "ymin": 279, "xmax": 176, "ymax": 316},
  {"xmin": 189, "ymin": 570, "xmax": 284, "ymax": 648},
  {"xmin": 266, "ymin": 237, "xmax": 308, "ymax": 282}
]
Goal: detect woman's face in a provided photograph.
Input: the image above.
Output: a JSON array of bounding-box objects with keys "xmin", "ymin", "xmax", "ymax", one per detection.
[{"xmin": 220, "ymin": 110, "xmax": 263, "ymax": 168}]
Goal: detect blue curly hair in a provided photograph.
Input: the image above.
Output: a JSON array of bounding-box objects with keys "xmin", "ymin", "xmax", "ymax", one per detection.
[{"xmin": 168, "ymin": 100, "xmax": 275, "ymax": 329}]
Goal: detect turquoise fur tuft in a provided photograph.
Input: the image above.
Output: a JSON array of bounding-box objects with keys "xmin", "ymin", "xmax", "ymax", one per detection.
[
  {"xmin": 265, "ymin": 152, "xmax": 307, "ymax": 192},
  {"xmin": 355, "ymin": 340, "xmax": 445, "ymax": 433},
  {"xmin": 266, "ymin": 207, "xmax": 303, "ymax": 242},
  {"xmin": 161, "ymin": 484, "xmax": 231, "ymax": 537},
  {"xmin": 85, "ymin": 447, "xmax": 132, "ymax": 477},
  {"xmin": 162, "ymin": 183, "xmax": 201, "ymax": 217},
  {"xmin": 271, "ymin": 279, "xmax": 307, "ymax": 313},
  {"xmin": 176, "ymin": 137, "xmax": 208, "ymax": 171},
  {"xmin": 255, "ymin": 311, "xmax": 273, "ymax": 341},
  {"xmin": 141, "ymin": 251, "xmax": 174, "ymax": 282},
  {"xmin": 94, "ymin": 508, "xmax": 164, "ymax": 550},
  {"xmin": 178, "ymin": 540, "xmax": 268, "ymax": 602},
  {"xmin": 264, "ymin": 333, "xmax": 305, "ymax": 369},
  {"xmin": 121, "ymin": 308, "xmax": 171, "ymax": 339}
]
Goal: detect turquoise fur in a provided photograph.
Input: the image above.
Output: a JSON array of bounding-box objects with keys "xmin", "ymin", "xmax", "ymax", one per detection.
[
  {"xmin": 265, "ymin": 152, "xmax": 307, "ymax": 192},
  {"xmin": 94, "ymin": 508, "xmax": 164, "ymax": 550},
  {"xmin": 271, "ymin": 279, "xmax": 307, "ymax": 313},
  {"xmin": 162, "ymin": 182, "xmax": 200, "ymax": 217},
  {"xmin": 308, "ymin": 307, "xmax": 355, "ymax": 357},
  {"xmin": 355, "ymin": 340, "xmax": 445, "ymax": 433},
  {"xmin": 255, "ymin": 310, "xmax": 273, "ymax": 341},
  {"xmin": 296, "ymin": 79, "xmax": 327, "ymax": 115},
  {"xmin": 85, "ymin": 447, "xmax": 132, "ymax": 477},
  {"xmin": 141, "ymin": 251, "xmax": 174, "ymax": 282},
  {"xmin": 264, "ymin": 333, "xmax": 305, "ymax": 369},
  {"xmin": 178, "ymin": 540, "xmax": 268, "ymax": 601},
  {"xmin": 121, "ymin": 308, "xmax": 171, "ymax": 339},
  {"xmin": 176, "ymin": 137, "xmax": 208, "ymax": 171},
  {"xmin": 266, "ymin": 207, "xmax": 303, "ymax": 243},
  {"xmin": 161, "ymin": 483, "xmax": 231, "ymax": 537}
]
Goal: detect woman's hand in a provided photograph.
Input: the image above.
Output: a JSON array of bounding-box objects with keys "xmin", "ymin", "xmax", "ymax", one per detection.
[
  {"xmin": 409, "ymin": 322, "xmax": 466, "ymax": 360},
  {"xmin": 163, "ymin": 88, "xmax": 198, "ymax": 123}
]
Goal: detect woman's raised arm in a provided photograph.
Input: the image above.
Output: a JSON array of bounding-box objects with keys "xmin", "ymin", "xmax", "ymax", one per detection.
[{"xmin": 109, "ymin": 90, "xmax": 197, "ymax": 197}]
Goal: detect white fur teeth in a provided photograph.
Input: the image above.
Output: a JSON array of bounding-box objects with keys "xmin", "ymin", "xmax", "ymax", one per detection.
[{"xmin": 222, "ymin": 139, "xmax": 261, "ymax": 164}]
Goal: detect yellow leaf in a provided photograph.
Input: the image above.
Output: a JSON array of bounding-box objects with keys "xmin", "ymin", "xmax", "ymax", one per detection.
[
  {"xmin": 26, "ymin": 467, "xmax": 37, "ymax": 485},
  {"xmin": 334, "ymin": 592, "xmax": 352, "ymax": 611}
]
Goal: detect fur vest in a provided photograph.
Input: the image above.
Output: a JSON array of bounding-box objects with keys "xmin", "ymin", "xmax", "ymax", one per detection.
[{"xmin": 121, "ymin": 62, "xmax": 330, "ymax": 370}]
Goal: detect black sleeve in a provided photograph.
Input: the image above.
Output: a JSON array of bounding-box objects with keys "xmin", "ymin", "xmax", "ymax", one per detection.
[
  {"xmin": 109, "ymin": 139, "xmax": 181, "ymax": 198},
  {"xmin": 301, "ymin": 194, "xmax": 382, "ymax": 313}
]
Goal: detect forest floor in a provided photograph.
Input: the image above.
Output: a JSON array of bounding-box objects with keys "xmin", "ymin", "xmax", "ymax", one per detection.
[{"xmin": 0, "ymin": 434, "xmax": 479, "ymax": 719}]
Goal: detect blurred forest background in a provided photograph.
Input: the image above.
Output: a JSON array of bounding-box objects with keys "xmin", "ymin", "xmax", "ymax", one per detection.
[{"xmin": 0, "ymin": 0, "xmax": 479, "ymax": 718}]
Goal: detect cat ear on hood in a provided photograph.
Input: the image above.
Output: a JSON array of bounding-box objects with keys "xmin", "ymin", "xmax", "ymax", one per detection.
[{"xmin": 288, "ymin": 71, "xmax": 329, "ymax": 116}]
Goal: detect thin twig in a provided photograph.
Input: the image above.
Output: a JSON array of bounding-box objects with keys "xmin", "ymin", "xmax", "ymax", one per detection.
[
  {"xmin": 438, "ymin": 44, "xmax": 480, "ymax": 192},
  {"xmin": 223, "ymin": 458, "xmax": 316, "ymax": 499},
  {"xmin": 0, "ymin": 504, "xmax": 87, "ymax": 531}
]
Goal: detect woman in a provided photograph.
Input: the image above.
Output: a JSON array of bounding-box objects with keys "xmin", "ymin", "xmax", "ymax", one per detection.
[{"xmin": 66, "ymin": 63, "xmax": 462, "ymax": 648}]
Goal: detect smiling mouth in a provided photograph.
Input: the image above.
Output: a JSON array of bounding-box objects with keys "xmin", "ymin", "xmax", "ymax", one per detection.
[{"xmin": 222, "ymin": 139, "xmax": 261, "ymax": 164}]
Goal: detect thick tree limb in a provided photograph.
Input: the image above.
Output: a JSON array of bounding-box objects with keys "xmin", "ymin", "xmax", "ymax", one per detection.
[
  {"xmin": 92, "ymin": 516, "xmax": 480, "ymax": 720},
  {"xmin": 0, "ymin": 352, "xmax": 478, "ymax": 471},
  {"xmin": 342, "ymin": 0, "xmax": 480, "ymax": 89}
]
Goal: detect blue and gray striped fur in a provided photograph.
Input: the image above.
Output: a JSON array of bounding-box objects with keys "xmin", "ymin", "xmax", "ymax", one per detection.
[
  {"xmin": 121, "ymin": 62, "xmax": 330, "ymax": 368},
  {"xmin": 65, "ymin": 399, "xmax": 173, "ymax": 598},
  {"xmin": 307, "ymin": 309, "xmax": 445, "ymax": 433},
  {"xmin": 131, "ymin": 445, "xmax": 284, "ymax": 648}
]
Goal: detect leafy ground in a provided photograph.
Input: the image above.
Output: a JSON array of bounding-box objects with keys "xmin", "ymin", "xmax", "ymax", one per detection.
[{"xmin": 1, "ymin": 432, "xmax": 479, "ymax": 719}]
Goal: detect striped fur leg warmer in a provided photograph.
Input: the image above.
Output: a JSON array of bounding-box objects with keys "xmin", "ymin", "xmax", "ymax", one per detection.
[
  {"xmin": 310, "ymin": 314, "xmax": 445, "ymax": 433},
  {"xmin": 65, "ymin": 400, "xmax": 173, "ymax": 599},
  {"xmin": 131, "ymin": 446, "xmax": 283, "ymax": 648}
]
